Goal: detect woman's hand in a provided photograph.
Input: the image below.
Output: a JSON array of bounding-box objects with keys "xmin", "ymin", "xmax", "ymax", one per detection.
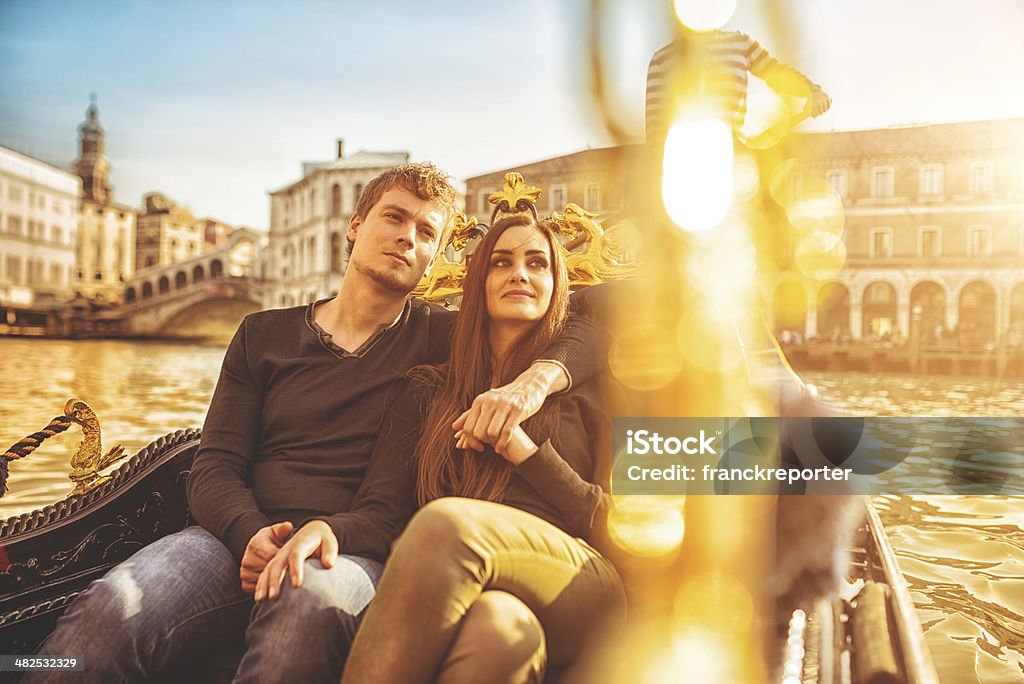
[
  {"xmin": 457, "ymin": 425, "xmax": 539, "ymax": 465},
  {"xmin": 254, "ymin": 520, "xmax": 338, "ymax": 602},
  {"xmin": 452, "ymin": 361, "xmax": 567, "ymax": 453}
]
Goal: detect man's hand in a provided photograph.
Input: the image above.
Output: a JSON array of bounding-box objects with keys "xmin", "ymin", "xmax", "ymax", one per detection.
[
  {"xmin": 452, "ymin": 361, "xmax": 567, "ymax": 453},
  {"xmin": 240, "ymin": 521, "xmax": 293, "ymax": 594},
  {"xmin": 808, "ymin": 85, "xmax": 831, "ymax": 117},
  {"xmin": 254, "ymin": 520, "xmax": 338, "ymax": 602}
]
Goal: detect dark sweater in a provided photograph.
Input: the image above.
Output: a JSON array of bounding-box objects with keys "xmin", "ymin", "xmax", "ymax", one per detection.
[
  {"xmin": 187, "ymin": 297, "xmax": 600, "ymax": 562},
  {"xmin": 320, "ymin": 374, "xmax": 616, "ymax": 556}
]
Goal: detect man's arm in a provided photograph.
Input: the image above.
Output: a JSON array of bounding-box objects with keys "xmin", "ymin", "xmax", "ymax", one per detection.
[
  {"xmin": 187, "ymin": 318, "xmax": 272, "ymax": 562},
  {"xmin": 455, "ymin": 286, "xmax": 611, "ymax": 451},
  {"xmin": 746, "ymin": 33, "xmax": 831, "ymax": 116}
]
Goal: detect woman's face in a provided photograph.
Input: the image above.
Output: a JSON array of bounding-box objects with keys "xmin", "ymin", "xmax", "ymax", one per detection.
[{"xmin": 484, "ymin": 223, "xmax": 554, "ymax": 326}]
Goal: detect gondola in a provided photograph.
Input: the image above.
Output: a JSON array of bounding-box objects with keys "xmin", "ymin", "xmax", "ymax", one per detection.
[
  {"xmin": 0, "ymin": 420, "xmax": 940, "ymax": 682},
  {"xmin": 0, "ymin": 175, "xmax": 940, "ymax": 681}
]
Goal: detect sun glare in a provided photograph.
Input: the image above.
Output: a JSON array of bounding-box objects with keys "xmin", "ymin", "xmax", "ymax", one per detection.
[
  {"xmin": 662, "ymin": 117, "xmax": 735, "ymax": 232},
  {"xmin": 673, "ymin": 0, "xmax": 737, "ymax": 32}
]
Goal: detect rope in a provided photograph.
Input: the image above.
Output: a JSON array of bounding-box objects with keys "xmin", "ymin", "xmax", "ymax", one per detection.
[{"xmin": 1, "ymin": 415, "xmax": 73, "ymax": 497}]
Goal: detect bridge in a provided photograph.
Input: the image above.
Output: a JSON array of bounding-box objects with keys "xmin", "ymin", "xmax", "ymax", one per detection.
[{"xmin": 106, "ymin": 228, "xmax": 266, "ymax": 338}]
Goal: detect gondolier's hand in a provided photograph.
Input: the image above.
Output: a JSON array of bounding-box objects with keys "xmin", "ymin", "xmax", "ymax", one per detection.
[
  {"xmin": 808, "ymin": 85, "xmax": 831, "ymax": 117},
  {"xmin": 254, "ymin": 520, "xmax": 338, "ymax": 602},
  {"xmin": 453, "ymin": 360, "xmax": 568, "ymax": 453},
  {"xmin": 240, "ymin": 521, "xmax": 293, "ymax": 594}
]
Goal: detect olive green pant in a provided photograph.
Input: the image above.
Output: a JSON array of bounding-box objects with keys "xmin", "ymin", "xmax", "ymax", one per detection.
[{"xmin": 342, "ymin": 498, "xmax": 625, "ymax": 684}]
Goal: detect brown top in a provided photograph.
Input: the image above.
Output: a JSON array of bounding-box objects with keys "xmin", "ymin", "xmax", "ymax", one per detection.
[{"xmin": 187, "ymin": 297, "xmax": 604, "ymax": 562}]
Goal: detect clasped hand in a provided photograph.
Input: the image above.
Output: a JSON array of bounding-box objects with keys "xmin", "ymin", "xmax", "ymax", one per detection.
[
  {"xmin": 452, "ymin": 361, "xmax": 561, "ymax": 455},
  {"xmin": 243, "ymin": 520, "xmax": 339, "ymax": 601}
]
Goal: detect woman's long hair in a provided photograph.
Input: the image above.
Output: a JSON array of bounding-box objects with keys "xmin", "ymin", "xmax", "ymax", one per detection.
[{"xmin": 415, "ymin": 215, "xmax": 570, "ymax": 505}]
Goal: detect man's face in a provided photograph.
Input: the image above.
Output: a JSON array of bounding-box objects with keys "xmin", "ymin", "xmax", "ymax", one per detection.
[{"xmin": 347, "ymin": 187, "xmax": 447, "ymax": 294}]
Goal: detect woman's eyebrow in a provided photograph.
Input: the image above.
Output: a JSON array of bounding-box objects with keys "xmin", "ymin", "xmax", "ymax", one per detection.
[{"xmin": 491, "ymin": 249, "xmax": 547, "ymax": 255}]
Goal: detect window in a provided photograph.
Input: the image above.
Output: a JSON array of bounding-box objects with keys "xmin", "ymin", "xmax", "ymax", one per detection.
[
  {"xmin": 8, "ymin": 184, "xmax": 23, "ymax": 202},
  {"xmin": 331, "ymin": 184, "xmax": 342, "ymax": 217},
  {"xmin": 919, "ymin": 227, "xmax": 940, "ymax": 257},
  {"xmin": 8, "ymin": 215, "xmax": 22, "ymax": 234},
  {"xmin": 52, "ymin": 199, "xmax": 61, "ymax": 213},
  {"xmin": 479, "ymin": 191, "xmax": 490, "ymax": 214},
  {"xmin": 50, "ymin": 263, "xmax": 63, "ymax": 286},
  {"xmin": 354, "ymin": 184, "xmax": 364, "ymax": 211},
  {"xmin": 968, "ymin": 163, "xmax": 993, "ymax": 195},
  {"xmin": 51, "ymin": 226, "xmax": 62, "ymax": 244},
  {"xmin": 871, "ymin": 167, "xmax": 895, "ymax": 198},
  {"xmin": 5, "ymin": 256, "xmax": 21, "ymax": 284},
  {"xmin": 550, "ymin": 185, "xmax": 567, "ymax": 211},
  {"xmin": 826, "ymin": 169, "xmax": 848, "ymax": 198},
  {"xmin": 585, "ymin": 184, "xmax": 602, "ymax": 210},
  {"xmin": 920, "ymin": 164, "xmax": 943, "ymax": 196},
  {"xmin": 870, "ymin": 228, "xmax": 893, "ymax": 258},
  {"xmin": 968, "ymin": 226, "xmax": 990, "ymax": 257}
]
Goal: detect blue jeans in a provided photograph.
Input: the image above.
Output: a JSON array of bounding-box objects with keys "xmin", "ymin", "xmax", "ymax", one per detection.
[{"xmin": 26, "ymin": 526, "xmax": 381, "ymax": 683}]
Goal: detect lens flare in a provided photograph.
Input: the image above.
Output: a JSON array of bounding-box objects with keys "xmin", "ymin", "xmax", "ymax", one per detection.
[
  {"xmin": 786, "ymin": 178, "xmax": 845, "ymax": 235},
  {"xmin": 607, "ymin": 496, "xmax": 686, "ymax": 558},
  {"xmin": 609, "ymin": 324, "xmax": 685, "ymax": 391},
  {"xmin": 795, "ymin": 231, "xmax": 847, "ymax": 280},
  {"xmin": 674, "ymin": 572, "xmax": 754, "ymax": 638},
  {"xmin": 673, "ymin": 0, "xmax": 737, "ymax": 31},
  {"xmin": 732, "ymin": 153, "xmax": 760, "ymax": 202},
  {"xmin": 685, "ymin": 226, "xmax": 758, "ymax": 323},
  {"xmin": 662, "ymin": 117, "xmax": 734, "ymax": 233}
]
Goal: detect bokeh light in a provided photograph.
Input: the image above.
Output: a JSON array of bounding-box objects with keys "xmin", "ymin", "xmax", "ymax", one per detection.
[
  {"xmin": 732, "ymin": 153, "xmax": 761, "ymax": 202},
  {"xmin": 674, "ymin": 572, "xmax": 755, "ymax": 638},
  {"xmin": 673, "ymin": 0, "xmax": 737, "ymax": 32},
  {"xmin": 786, "ymin": 178, "xmax": 845, "ymax": 235},
  {"xmin": 607, "ymin": 496, "xmax": 686, "ymax": 558},
  {"xmin": 662, "ymin": 117, "xmax": 734, "ymax": 232},
  {"xmin": 795, "ymin": 231, "xmax": 847, "ymax": 280},
  {"xmin": 609, "ymin": 323, "xmax": 685, "ymax": 391},
  {"xmin": 685, "ymin": 224, "xmax": 758, "ymax": 324}
]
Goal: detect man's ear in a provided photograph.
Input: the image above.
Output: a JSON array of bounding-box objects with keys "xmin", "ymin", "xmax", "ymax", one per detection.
[{"xmin": 348, "ymin": 213, "xmax": 362, "ymax": 244}]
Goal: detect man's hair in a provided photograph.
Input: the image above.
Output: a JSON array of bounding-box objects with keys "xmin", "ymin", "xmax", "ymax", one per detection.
[{"xmin": 348, "ymin": 162, "xmax": 458, "ymax": 253}]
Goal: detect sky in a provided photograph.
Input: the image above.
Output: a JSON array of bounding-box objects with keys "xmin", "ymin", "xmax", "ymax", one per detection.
[{"xmin": 2, "ymin": 0, "xmax": 1023, "ymax": 229}]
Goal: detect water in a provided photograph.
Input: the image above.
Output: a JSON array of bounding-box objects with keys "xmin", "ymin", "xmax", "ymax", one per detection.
[
  {"xmin": 805, "ymin": 371, "xmax": 1024, "ymax": 684},
  {"xmin": 0, "ymin": 343, "xmax": 1020, "ymax": 682}
]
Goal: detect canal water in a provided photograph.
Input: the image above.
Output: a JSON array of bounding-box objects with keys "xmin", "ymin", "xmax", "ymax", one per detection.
[{"xmin": 0, "ymin": 339, "xmax": 1021, "ymax": 682}]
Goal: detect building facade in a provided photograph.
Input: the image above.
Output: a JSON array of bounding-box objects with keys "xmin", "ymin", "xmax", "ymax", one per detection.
[
  {"xmin": 770, "ymin": 119, "xmax": 1024, "ymax": 345},
  {"xmin": 72, "ymin": 100, "xmax": 137, "ymax": 302},
  {"xmin": 264, "ymin": 140, "xmax": 409, "ymax": 309},
  {"xmin": 0, "ymin": 145, "xmax": 80, "ymax": 316},
  {"xmin": 463, "ymin": 146, "xmax": 644, "ymax": 224},
  {"xmin": 135, "ymin": 192, "xmax": 205, "ymax": 270},
  {"xmin": 464, "ymin": 120, "xmax": 1024, "ymax": 347}
]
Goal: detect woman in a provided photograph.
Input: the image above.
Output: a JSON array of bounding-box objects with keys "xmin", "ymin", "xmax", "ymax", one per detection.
[{"xmin": 340, "ymin": 214, "xmax": 625, "ymax": 683}]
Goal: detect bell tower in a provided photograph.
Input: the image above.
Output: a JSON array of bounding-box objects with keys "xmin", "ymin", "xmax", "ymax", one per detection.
[{"xmin": 74, "ymin": 93, "xmax": 112, "ymax": 204}]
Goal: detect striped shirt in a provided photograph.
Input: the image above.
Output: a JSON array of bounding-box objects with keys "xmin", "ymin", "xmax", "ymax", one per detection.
[{"xmin": 645, "ymin": 30, "xmax": 820, "ymax": 140}]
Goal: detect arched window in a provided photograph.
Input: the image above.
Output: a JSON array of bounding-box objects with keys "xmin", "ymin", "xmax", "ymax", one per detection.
[
  {"xmin": 331, "ymin": 184, "xmax": 342, "ymax": 217},
  {"xmin": 158, "ymin": 276, "xmax": 170, "ymax": 294},
  {"xmin": 331, "ymin": 232, "xmax": 344, "ymax": 274},
  {"xmin": 175, "ymin": 271, "xmax": 187, "ymax": 289},
  {"xmin": 125, "ymin": 287, "xmax": 136, "ymax": 303},
  {"xmin": 142, "ymin": 282, "xmax": 153, "ymax": 299},
  {"xmin": 193, "ymin": 264, "xmax": 205, "ymax": 283},
  {"xmin": 211, "ymin": 259, "xmax": 224, "ymax": 278}
]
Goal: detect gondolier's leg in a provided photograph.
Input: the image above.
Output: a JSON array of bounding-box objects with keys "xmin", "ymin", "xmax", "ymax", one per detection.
[
  {"xmin": 233, "ymin": 554, "xmax": 382, "ymax": 683},
  {"xmin": 25, "ymin": 525, "xmax": 251, "ymax": 683}
]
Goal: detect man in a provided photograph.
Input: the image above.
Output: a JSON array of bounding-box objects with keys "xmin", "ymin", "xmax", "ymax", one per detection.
[
  {"xmin": 31, "ymin": 163, "xmax": 598, "ymax": 682},
  {"xmin": 645, "ymin": 28, "xmax": 831, "ymax": 142}
]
